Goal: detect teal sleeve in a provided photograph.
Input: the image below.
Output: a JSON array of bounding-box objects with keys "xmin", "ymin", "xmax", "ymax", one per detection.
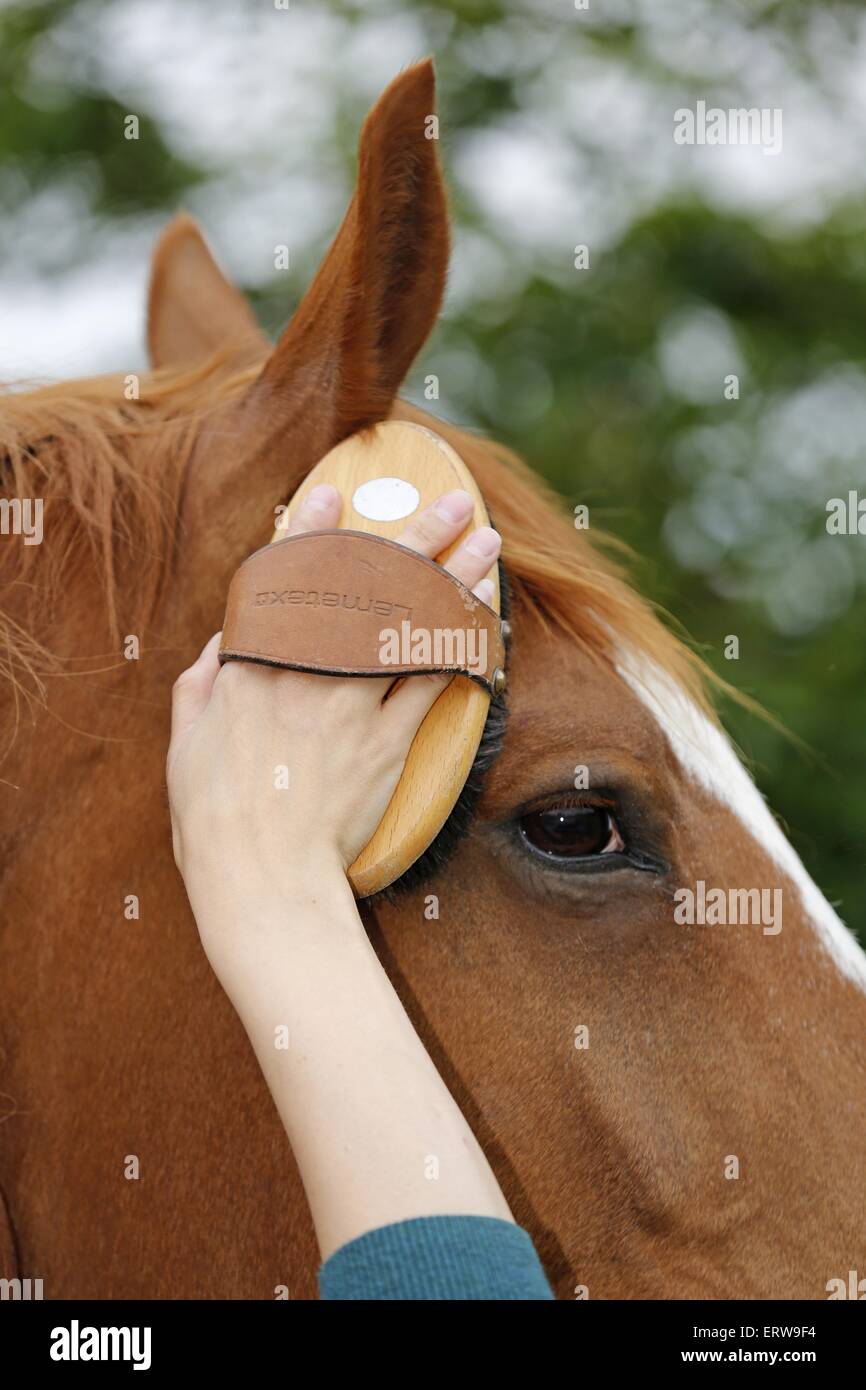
[{"xmin": 318, "ymin": 1214, "xmax": 555, "ymax": 1301}]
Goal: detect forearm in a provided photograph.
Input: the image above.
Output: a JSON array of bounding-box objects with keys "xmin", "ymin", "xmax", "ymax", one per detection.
[{"xmin": 188, "ymin": 859, "xmax": 513, "ymax": 1262}]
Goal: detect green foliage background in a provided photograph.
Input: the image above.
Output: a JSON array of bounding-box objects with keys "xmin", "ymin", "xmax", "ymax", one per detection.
[{"xmin": 1, "ymin": 0, "xmax": 863, "ymax": 938}]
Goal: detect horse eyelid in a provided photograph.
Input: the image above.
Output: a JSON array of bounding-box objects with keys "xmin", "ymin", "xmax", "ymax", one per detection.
[{"xmin": 508, "ymin": 793, "xmax": 670, "ymax": 877}]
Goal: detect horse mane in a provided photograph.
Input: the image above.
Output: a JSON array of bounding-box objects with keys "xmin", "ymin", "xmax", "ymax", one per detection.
[
  {"xmin": 0, "ymin": 358, "xmax": 245, "ymax": 712},
  {"xmin": 397, "ymin": 402, "xmax": 723, "ymax": 720},
  {"xmin": 0, "ymin": 354, "xmax": 726, "ymax": 726}
]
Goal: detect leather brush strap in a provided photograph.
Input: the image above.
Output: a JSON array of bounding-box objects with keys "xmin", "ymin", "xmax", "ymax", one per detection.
[{"xmin": 219, "ymin": 530, "xmax": 506, "ymax": 695}]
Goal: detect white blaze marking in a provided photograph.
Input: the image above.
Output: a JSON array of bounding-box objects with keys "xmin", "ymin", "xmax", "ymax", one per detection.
[{"xmin": 618, "ymin": 653, "xmax": 866, "ymax": 993}]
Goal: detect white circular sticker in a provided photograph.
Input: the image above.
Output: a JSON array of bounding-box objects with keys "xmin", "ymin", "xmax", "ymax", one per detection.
[{"xmin": 351, "ymin": 476, "xmax": 420, "ymax": 522}]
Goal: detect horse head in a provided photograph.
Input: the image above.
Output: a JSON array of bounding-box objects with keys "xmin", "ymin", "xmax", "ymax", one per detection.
[{"xmin": 1, "ymin": 61, "xmax": 863, "ymax": 1300}]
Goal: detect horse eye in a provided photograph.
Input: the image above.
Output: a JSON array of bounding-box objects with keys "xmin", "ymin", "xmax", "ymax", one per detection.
[{"xmin": 519, "ymin": 804, "xmax": 624, "ymax": 859}]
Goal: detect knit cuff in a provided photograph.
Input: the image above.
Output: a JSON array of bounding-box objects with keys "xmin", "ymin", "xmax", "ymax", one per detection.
[{"xmin": 318, "ymin": 1214, "xmax": 555, "ymax": 1301}]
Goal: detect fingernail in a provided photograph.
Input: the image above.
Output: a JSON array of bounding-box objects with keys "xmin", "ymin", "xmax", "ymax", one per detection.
[
  {"xmin": 475, "ymin": 578, "xmax": 495, "ymax": 605},
  {"xmin": 307, "ymin": 484, "xmax": 339, "ymax": 511},
  {"xmin": 434, "ymin": 490, "xmax": 474, "ymax": 523},
  {"xmin": 466, "ymin": 527, "xmax": 501, "ymax": 559}
]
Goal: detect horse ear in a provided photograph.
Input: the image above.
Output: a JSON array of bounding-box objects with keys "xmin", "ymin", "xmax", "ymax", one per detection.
[
  {"xmin": 147, "ymin": 214, "xmax": 268, "ymax": 369},
  {"xmin": 252, "ymin": 59, "xmax": 449, "ymax": 442}
]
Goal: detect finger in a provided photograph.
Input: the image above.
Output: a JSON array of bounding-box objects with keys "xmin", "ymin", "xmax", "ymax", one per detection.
[
  {"xmin": 287, "ymin": 483, "xmax": 342, "ymax": 536},
  {"xmin": 168, "ymin": 631, "xmax": 222, "ymax": 768},
  {"xmin": 472, "ymin": 577, "xmax": 496, "ymax": 608},
  {"xmin": 352, "ymin": 488, "xmax": 480, "ymax": 700},
  {"xmin": 389, "ymin": 503, "xmax": 500, "ymax": 697},
  {"xmin": 440, "ymin": 526, "xmax": 501, "ymax": 594},
  {"xmin": 381, "ymin": 524, "xmax": 501, "ymax": 716},
  {"xmin": 383, "ymin": 572, "xmax": 499, "ymax": 728},
  {"xmin": 393, "ymin": 489, "xmax": 475, "ymax": 558}
]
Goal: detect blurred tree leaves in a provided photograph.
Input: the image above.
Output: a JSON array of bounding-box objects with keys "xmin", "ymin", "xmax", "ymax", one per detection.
[{"xmin": 0, "ymin": 0, "xmax": 202, "ymax": 223}]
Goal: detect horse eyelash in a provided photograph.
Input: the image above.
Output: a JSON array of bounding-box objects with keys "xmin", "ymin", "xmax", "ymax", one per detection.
[{"xmin": 516, "ymin": 791, "xmax": 618, "ymax": 819}]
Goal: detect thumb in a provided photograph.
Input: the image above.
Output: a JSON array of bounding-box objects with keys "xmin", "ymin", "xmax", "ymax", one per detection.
[{"xmin": 168, "ymin": 631, "xmax": 222, "ymax": 770}]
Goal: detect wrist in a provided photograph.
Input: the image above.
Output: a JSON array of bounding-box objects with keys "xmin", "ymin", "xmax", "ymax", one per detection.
[
  {"xmin": 181, "ymin": 834, "xmax": 347, "ymax": 914},
  {"xmin": 182, "ymin": 842, "xmax": 364, "ymax": 989}
]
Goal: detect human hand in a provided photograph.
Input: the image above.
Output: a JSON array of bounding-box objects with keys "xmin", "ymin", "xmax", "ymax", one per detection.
[{"xmin": 166, "ymin": 484, "xmax": 501, "ymax": 941}]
